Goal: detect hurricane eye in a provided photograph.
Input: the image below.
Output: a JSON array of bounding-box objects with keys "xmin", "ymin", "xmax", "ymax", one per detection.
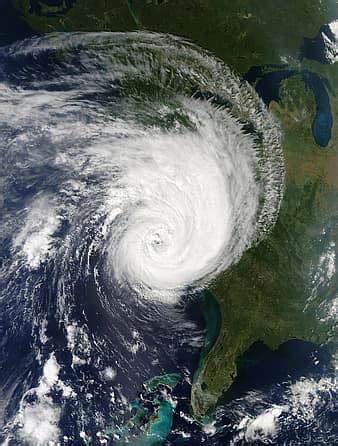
[
  {"xmin": 3, "ymin": 32, "xmax": 283, "ymax": 304},
  {"xmin": 151, "ymin": 233, "xmax": 163, "ymax": 246}
]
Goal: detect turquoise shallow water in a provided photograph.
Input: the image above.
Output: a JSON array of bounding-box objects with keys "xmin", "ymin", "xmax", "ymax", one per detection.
[
  {"xmin": 193, "ymin": 292, "xmax": 222, "ymax": 385},
  {"xmin": 110, "ymin": 293, "xmax": 222, "ymax": 445},
  {"xmin": 109, "ymin": 374, "xmax": 181, "ymax": 445},
  {"xmin": 145, "ymin": 400, "xmax": 174, "ymax": 445}
]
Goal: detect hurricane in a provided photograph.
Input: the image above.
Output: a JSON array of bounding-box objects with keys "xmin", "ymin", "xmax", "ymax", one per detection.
[{"xmin": 0, "ymin": 32, "xmax": 284, "ymax": 444}]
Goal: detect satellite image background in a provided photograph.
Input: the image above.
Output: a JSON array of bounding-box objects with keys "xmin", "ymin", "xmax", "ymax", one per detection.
[{"xmin": 0, "ymin": 1, "xmax": 337, "ymax": 445}]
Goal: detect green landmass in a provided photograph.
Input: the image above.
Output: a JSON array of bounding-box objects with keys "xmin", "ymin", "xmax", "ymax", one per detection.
[
  {"xmin": 192, "ymin": 68, "xmax": 338, "ymax": 415},
  {"xmin": 12, "ymin": 0, "xmax": 337, "ymax": 73},
  {"xmin": 10, "ymin": 0, "xmax": 338, "ymax": 419}
]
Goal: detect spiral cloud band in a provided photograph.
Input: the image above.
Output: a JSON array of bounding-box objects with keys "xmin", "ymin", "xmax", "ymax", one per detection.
[{"xmin": 0, "ymin": 32, "xmax": 284, "ymax": 303}]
